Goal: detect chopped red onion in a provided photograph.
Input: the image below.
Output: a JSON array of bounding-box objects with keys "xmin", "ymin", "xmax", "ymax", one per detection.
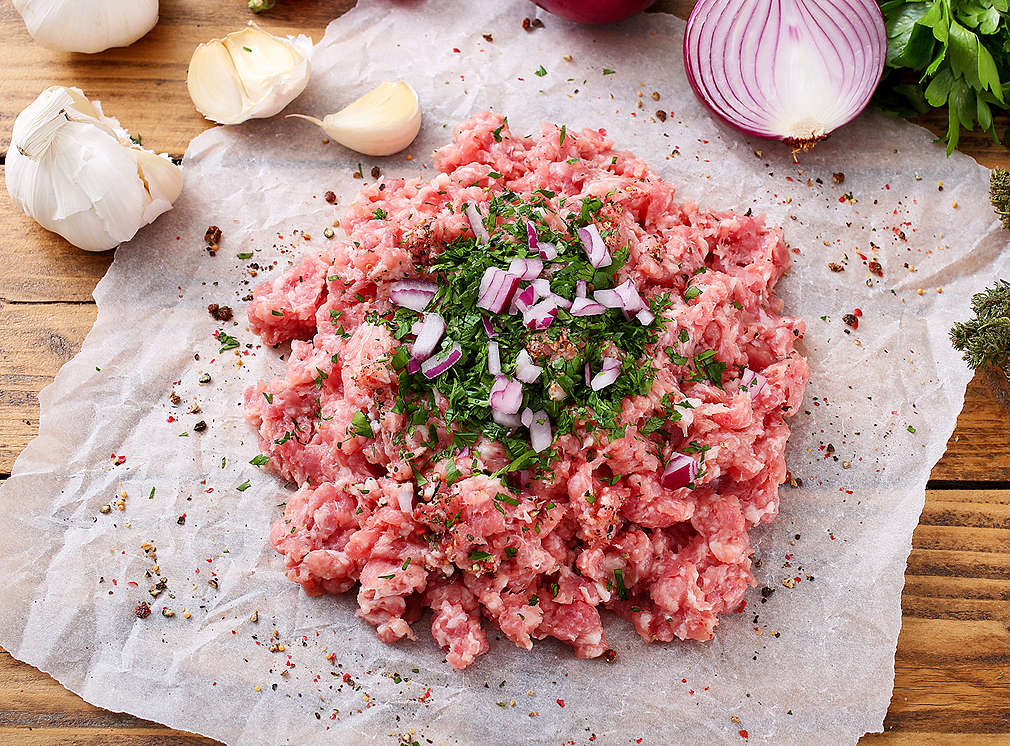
[
  {"xmin": 407, "ymin": 358, "xmax": 420, "ymax": 374},
  {"xmin": 515, "ymin": 284, "xmax": 537, "ymax": 312},
  {"xmin": 577, "ymin": 224, "xmax": 612, "ymax": 268},
  {"xmin": 636, "ymin": 308, "xmax": 656, "ymax": 326},
  {"xmin": 521, "ymin": 406, "xmax": 534, "ymax": 427},
  {"xmin": 549, "ymin": 294, "xmax": 573, "ymax": 311},
  {"xmin": 482, "ymin": 316, "xmax": 497, "ymax": 337},
  {"xmin": 411, "ymin": 313, "xmax": 446, "ymax": 361},
  {"xmin": 420, "ymin": 343, "xmax": 461, "ymax": 379},
  {"xmin": 526, "ymin": 220, "xmax": 539, "ymax": 250},
  {"xmin": 575, "ymin": 280, "xmax": 587, "ymax": 298},
  {"xmin": 590, "ymin": 358, "xmax": 622, "ymax": 391},
  {"xmin": 476, "ymin": 268, "xmax": 521, "ymax": 313},
  {"xmin": 570, "ymin": 297, "xmax": 605, "ymax": 316},
  {"xmin": 538, "ymin": 241, "xmax": 558, "ymax": 261},
  {"xmin": 410, "ymin": 320, "xmax": 424, "ymax": 336},
  {"xmin": 516, "ymin": 469, "xmax": 531, "ymax": 487},
  {"xmin": 592, "ymin": 287, "xmax": 623, "ymax": 309},
  {"xmin": 527, "ymin": 409, "xmax": 553, "ymax": 453},
  {"xmin": 522, "ymin": 298, "xmax": 558, "ymax": 330},
  {"xmin": 515, "ymin": 349, "xmax": 543, "ymax": 383},
  {"xmin": 492, "ymin": 409, "xmax": 522, "ymax": 428},
  {"xmin": 740, "ymin": 368, "xmax": 767, "ymax": 398},
  {"xmin": 613, "ymin": 278, "xmax": 645, "ymax": 313},
  {"xmin": 488, "ymin": 339, "xmax": 501, "ymax": 375},
  {"xmin": 489, "ymin": 375, "xmax": 524, "ymax": 414},
  {"xmin": 466, "ymin": 203, "xmax": 490, "ymax": 244},
  {"xmin": 532, "ymin": 278, "xmax": 552, "ymax": 299},
  {"xmin": 660, "ymin": 452, "xmax": 698, "ymax": 490},
  {"xmin": 584, "ymin": 361, "xmax": 592, "ymax": 386},
  {"xmin": 390, "ymin": 278, "xmax": 437, "ymax": 312},
  {"xmin": 509, "ymin": 256, "xmax": 544, "ymax": 281},
  {"xmin": 396, "ymin": 483, "xmax": 415, "ymax": 513}
]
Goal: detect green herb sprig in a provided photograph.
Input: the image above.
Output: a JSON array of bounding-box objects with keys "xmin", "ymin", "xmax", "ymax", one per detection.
[{"xmin": 950, "ymin": 278, "xmax": 1010, "ymax": 378}]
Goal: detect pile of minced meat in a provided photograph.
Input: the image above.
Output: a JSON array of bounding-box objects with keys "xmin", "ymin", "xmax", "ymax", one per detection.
[{"xmin": 244, "ymin": 112, "xmax": 809, "ymax": 669}]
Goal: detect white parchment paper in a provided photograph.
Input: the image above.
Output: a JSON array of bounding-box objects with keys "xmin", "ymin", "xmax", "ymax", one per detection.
[{"xmin": 2, "ymin": 2, "xmax": 1008, "ymax": 743}]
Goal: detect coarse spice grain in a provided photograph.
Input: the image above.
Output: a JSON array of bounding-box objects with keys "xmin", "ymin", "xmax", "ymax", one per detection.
[{"xmin": 244, "ymin": 112, "xmax": 808, "ymax": 669}]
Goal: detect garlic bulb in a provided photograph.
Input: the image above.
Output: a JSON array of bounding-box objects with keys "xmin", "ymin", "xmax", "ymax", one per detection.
[
  {"xmin": 187, "ymin": 23, "xmax": 312, "ymax": 126},
  {"xmin": 12, "ymin": 0, "xmax": 158, "ymax": 54},
  {"xmin": 5, "ymin": 86, "xmax": 183, "ymax": 252},
  {"xmin": 289, "ymin": 81, "xmax": 421, "ymax": 156}
]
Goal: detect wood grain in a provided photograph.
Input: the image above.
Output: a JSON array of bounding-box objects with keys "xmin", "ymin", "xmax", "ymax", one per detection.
[{"xmin": 1, "ymin": 0, "xmax": 1010, "ymax": 743}]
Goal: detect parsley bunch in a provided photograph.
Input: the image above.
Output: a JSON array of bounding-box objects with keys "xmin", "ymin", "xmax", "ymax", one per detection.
[
  {"xmin": 369, "ymin": 191, "xmax": 672, "ymax": 479},
  {"xmin": 877, "ymin": 0, "xmax": 1010, "ymax": 154}
]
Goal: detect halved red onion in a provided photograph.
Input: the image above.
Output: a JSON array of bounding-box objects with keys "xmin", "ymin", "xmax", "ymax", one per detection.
[
  {"xmin": 575, "ymin": 280, "xmax": 587, "ymax": 298},
  {"xmin": 522, "ymin": 298, "xmax": 558, "ymax": 330},
  {"xmin": 482, "ymin": 316, "xmax": 497, "ymax": 337},
  {"xmin": 488, "ymin": 339, "xmax": 502, "ymax": 375},
  {"xmin": 515, "ymin": 284, "xmax": 537, "ymax": 312},
  {"xmin": 740, "ymin": 368, "xmax": 767, "ymax": 398},
  {"xmin": 390, "ymin": 278, "xmax": 437, "ymax": 312},
  {"xmin": 526, "ymin": 220, "xmax": 539, "ymax": 250},
  {"xmin": 420, "ymin": 343, "xmax": 462, "ymax": 379},
  {"xmin": 509, "ymin": 256, "xmax": 544, "ymax": 281},
  {"xmin": 636, "ymin": 308, "xmax": 656, "ymax": 326},
  {"xmin": 660, "ymin": 452, "xmax": 699, "ymax": 490},
  {"xmin": 493, "ymin": 409, "xmax": 522, "ymax": 428},
  {"xmin": 571, "ymin": 296, "xmax": 606, "ymax": 316},
  {"xmin": 466, "ymin": 203, "xmax": 490, "ymax": 243},
  {"xmin": 527, "ymin": 409, "xmax": 553, "ymax": 453},
  {"xmin": 577, "ymin": 224, "xmax": 612, "ymax": 268},
  {"xmin": 477, "ymin": 268, "xmax": 521, "ymax": 313},
  {"xmin": 490, "ymin": 375, "xmax": 524, "ymax": 414},
  {"xmin": 411, "ymin": 312, "xmax": 446, "ymax": 361},
  {"xmin": 592, "ymin": 287, "xmax": 623, "ymax": 309},
  {"xmin": 590, "ymin": 358, "xmax": 622, "ymax": 391},
  {"xmin": 396, "ymin": 483, "xmax": 416, "ymax": 513},
  {"xmin": 613, "ymin": 278, "xmax": 645, "ymax": 313},
  {"xmin": 538, "ymin": 242, "xmax": 558, "ymax": 261},
  {"xmin": 521, "ymin": 406, "xmax": 534, "ymax": 428},
  {"xmin": 515, "ymin": 349, "xmax": 543, "ymax": 383},
  {"xmin": 683, "ymin": 0, "xmax": 886, "ymax": 148}
]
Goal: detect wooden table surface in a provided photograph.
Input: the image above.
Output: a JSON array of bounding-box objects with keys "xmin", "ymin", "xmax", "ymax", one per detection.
[{"xmin": 1, "ymin": 1, "xmax": 1009, "ymax": 743}]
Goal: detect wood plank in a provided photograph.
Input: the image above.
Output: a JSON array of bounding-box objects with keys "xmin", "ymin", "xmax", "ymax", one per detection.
[{"xmin": 2, "ymin": 0, "xmax": 1010, "ymax": 742}]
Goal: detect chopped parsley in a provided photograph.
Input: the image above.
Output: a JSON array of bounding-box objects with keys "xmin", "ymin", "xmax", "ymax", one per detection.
[
  {"xmin": 469, "ymin": 550, "xmax": 492, "ymax": 562},
  {"xmin": 236, "ymin": 480, "xmax": 252, "ymax": 492},
  {"xmin": 352, "ymin": 410, "xmax": 374, "ymax": 438},
  {"xmin": 602, "ymin": 68, "xmax": 615, "ymax": 75},
  {"xmin": 217, "ymin": 332, "xmax": 240, "ymax": 353},
  {"xmin": 237, "ymin": 252, "xmax": 253, "ymax": 259},
  {"xmin": 534, "ymin": 65, "xmax": 547, "ymax": 77},
  {"xmin": 249, "ymin": 454, "xmax": 269, "ymax": 466},
  {"xmin": 613, "ymin": 568, "xmax": 628, "ymax": 600},
  {"xmin": 372, "ymin": 208, "xmax": 388, "ymax": 220}
]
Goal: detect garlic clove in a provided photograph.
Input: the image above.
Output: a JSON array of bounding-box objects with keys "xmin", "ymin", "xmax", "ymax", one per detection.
[
  {"xmin": 13, "ymin": 0, "xmax": 159, "ymax": 54},
  {"xmin": 289, "ymin": 81, "xmax": 421, "ymax": 157},
  {"xmin": 131, "ymin": 149, "xmax": 184, "ymax": 224},
  {"xmin": 187, "ymin": 22, "xmax": 312, "ymax": 126},
  {"xmin": 5, "ymin": 86, "xmax": 183, "ymax": 252}
]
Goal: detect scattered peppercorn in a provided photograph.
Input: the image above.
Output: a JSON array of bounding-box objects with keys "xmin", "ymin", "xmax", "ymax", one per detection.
[
  {"xmin": 868, "ymin": 260, "xmax": 883, "ymax": 277},
  {"xmin": 323, "ymin": 191, "xmax": 337, "ymax": 204},
  {"xmin": 656, "ymin": 110, "xmax": 667, "ymax": 122},
  {"xmin": 208, "ymin": 303, "xmax": 234, "ymax": 322},
  {"xmin": 483, "ymin": 33, "xmax": 493, "ymax": 42},
  {"xmin": 842, "ymin": 313, "xmax": 858, "ymax": 329},
  {"xmin": 828, "ymin": 262, "xmax": 844, "ymax": 272},
  {"xmin": 832, "ymin": 172, "xmax": 845, "ymax": 184},
  {"xmin": 169, "ymin": 392, "xmax": 181, "ymax": 405},
  {"xmin": 177, "ymin": 514, "xmax": 187, "ymax": 525},
  {"xmin": 370, "ymin": 166, "xmax": 381, "ymax": 179},
  {"xmin": 204, "ymin": 225, "xmax": 222, "ymax": 254},
  {"xmin": 134, "ymin": 601, "xmax": 151, "ymax": 619},
  {"xmin": 198, "ymin": 373, "xmax": 212, "ymax": 384},
  {"xmin": 193, "ymin": 420, "xmax": 207, "ymax": 432}
]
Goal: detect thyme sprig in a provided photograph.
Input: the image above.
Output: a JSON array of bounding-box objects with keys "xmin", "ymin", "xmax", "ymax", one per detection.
[{"xmin": 950, "ymin": 279, "xmax": 1010, "ymax": 379}]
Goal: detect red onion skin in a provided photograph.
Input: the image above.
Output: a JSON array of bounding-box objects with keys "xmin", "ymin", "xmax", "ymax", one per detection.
[{"xmin": 533, "ymin": 0, "xmax": 655, "ymax": 24}]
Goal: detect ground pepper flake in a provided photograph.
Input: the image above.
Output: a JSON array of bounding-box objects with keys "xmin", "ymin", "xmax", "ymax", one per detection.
[
  {"xmin": 842, "ymin": 313, "xmax": 858, "ymax": 329},
  {"xmin": 134, "ymin": 601, "xmax": 151, "ymax": 619}
]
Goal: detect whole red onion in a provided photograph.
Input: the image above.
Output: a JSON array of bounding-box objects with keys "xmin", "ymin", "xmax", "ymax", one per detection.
[{"xmin": 532, "ymin": 0, "xmax": 655, "ymax": 25}]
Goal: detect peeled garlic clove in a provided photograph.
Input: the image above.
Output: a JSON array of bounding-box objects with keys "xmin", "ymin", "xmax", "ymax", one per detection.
[
  {"xmin": 5, "ymin": 86, "xmax": 182, "ymax": 252},
  {"xmin": 187, "ymin": 22, "xmax": 312, "ymax": 126},
  {"xmin": 290, "ymin": 81, "xmax": 421, "ymax": 156},
  {"xmin": 12, "ymin": 0, "xmax": 158, "ymax": 54}
]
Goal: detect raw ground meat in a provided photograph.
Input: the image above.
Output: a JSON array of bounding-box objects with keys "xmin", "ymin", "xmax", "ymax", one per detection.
[{"xmin": 245, "ymin": 112, "xmax": 809, "ymax": 669}]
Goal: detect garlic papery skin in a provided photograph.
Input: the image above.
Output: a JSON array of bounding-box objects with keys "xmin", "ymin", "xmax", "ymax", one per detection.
[
  {"xmin": 289, "ymin": 81, "xmax": 421, "ymax": 156},
  {"xmin": 187, "ymin": 23, "xmax": 312, "ymax": 126},
  {"xmin": 12, "ymin": 0, "xmax": 158, "ymax": 54},
  {"xmin": 5, "ymin": 86, "xmax": 183, "ymax": 252}
]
